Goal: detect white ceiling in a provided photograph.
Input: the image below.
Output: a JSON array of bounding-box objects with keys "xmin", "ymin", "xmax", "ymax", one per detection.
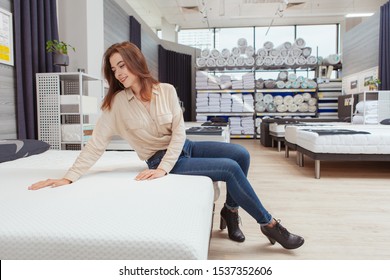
[{"xmin": 125, "ymin": 0, "xmax": 387, "ymax": 31}]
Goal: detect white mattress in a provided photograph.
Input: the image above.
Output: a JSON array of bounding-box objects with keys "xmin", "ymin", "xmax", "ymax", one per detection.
[
  {"xmin": 296, "ymin": 126, "xmax": 390, "ymax": 154},
  {"xmin": 0, "ymin": 150, "xmax": 214, "ymax": 260},
  {"xmin": 284, "ymin": 122, "xmax": 353, "ymax": 144},
  {"xmin": 269, "ymin": 123, "xmax": 286, "ymax": 137}
]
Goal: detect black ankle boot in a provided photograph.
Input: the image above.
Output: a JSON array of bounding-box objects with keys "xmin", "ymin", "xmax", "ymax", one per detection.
[
  {"xmin": 260, "ymin": 219, "xmax": 304, "ymax": 249},
  {"xmin": 220, "ymin": 206, "xmax": 245, "ymax": 242}
]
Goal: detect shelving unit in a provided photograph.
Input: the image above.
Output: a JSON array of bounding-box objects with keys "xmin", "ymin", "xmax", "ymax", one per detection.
[
  {"xmin": 36, "ymin": 72, "xmax": 103, "ymax": 150},
  {"xmin": 196, "ymin": 65, "xmax": 325, "ymax": 139},
  {"xmin": 316, "ymin": 79, "xmax": 342, "ymax": 119}
]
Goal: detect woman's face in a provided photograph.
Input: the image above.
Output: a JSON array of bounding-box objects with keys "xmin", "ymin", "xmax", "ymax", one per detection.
[{"xmin": 109, "ymin": 52, "xmax": 139, "ymax": 89}]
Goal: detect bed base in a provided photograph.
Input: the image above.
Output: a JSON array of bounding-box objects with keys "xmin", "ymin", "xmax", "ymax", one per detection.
[{"xmin": 296, "ymin": 146, "xmax": 390, "ymax": 179}]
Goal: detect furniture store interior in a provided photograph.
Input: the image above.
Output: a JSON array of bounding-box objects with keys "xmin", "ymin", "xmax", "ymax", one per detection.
[{"xmin": 1, "ymin": 0, "xmax": 390, "ymax": 269}]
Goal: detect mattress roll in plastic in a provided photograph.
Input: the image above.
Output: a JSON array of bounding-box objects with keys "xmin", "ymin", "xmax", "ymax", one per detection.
[
  {"xmin": 201, "ymin": 48, "xmax": 210, "ymax": 58},
  {"xmin": 196, "ymin": 58, "xmax": 206, "ymax": 67},
  {"xmin": 221, "ymin": 48, "xmax": 230, "ymax": 58},
  {"xmin": 255, "ymin": 56, "xmax": 264, "ymax": 66},
  {"xmin": 293, "ymin": 37, "xmax": 306, "ymax": 48},
  {"xmin": 276, "ymin": 41, "xmax": 293, "ymax": 50},
  {"xmin": 301, "ymin": 47, "xmax": 312, "ymax": 57},
  {"xmin": 278, "ymin": 71, "xmax": 288, "ymax": 81},
  {"xmin": 263, "ymin": 41, "xmax": 274, "ymax": 50},
  {"xmin": 323, "ymin": 54, "xmax": 341, "ymax": 65},
  {"xmin": 231, "ymin": 47, "xmax": 241, "ymax": 57},
  {"xmin": 210, "ymin": 48, "xmax": 220, "ymax": 58},
  {"xmin": 257, "ymin": 48, "xmax": 268, "ymax": 57},
  {"xmin": 245, "ymin": 46, "xmax": 255, "ymax": 57}
]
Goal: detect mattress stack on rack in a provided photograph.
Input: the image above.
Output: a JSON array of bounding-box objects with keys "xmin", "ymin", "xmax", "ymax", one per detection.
[{"xmin": 229, "ymin": 116, "xmax": 255, "ymax": 136}]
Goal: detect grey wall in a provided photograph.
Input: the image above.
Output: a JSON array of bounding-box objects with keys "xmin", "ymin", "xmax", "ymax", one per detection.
[
  {"xmin": 342, "ymin": 12, "xmax": 380, "ymax": 77},
  {"xmin": 0, "ymin": 0, "xmax": 17, "ymax": 139},
  {"xmin": 105, "ymin": 0, "xmax": 159, "ymax": 79}
]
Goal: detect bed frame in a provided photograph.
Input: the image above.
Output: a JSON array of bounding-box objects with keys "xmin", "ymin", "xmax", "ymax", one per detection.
[{"xmin": 296, "ymin": 145, "xmax": 390, "ymax": 179}]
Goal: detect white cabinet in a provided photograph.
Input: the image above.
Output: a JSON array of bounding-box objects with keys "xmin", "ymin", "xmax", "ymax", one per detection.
[{"xmin": 36, "ymin": 72, "xmax": 103, "ymax": 150}]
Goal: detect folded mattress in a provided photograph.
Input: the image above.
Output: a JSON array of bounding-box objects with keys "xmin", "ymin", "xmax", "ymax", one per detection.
[{"xmin": 0, "ymin": 150, "xmax": 214, "ymax": 260}]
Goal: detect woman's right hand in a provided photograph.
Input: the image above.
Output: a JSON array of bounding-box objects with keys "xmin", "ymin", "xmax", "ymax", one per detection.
[{"xmin": 28, "ymin": 178, "xmax": 72, "ymax": 190}]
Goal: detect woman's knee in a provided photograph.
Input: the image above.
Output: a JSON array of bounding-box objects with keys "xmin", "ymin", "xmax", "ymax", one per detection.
[{"xmin": 231, "ymin": 143, "xmax": 250, "ymax": 162}]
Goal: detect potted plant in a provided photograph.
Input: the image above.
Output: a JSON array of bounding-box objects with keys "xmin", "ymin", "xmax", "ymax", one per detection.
[
  {"xmin": 367, "ymin": 78, "xmax": 381, "ymax": 91},
  {"xmin": 46, "ymin": 40, "xmax": 75, "ymax": 66}
]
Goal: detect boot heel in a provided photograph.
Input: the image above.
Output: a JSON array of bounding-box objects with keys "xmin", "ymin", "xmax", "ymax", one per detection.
[
  {"xmin": 266, "ymin": 236, "xmax": 276, "ymax": 245},
  {"xmin": 220, "ymin": 216, "xmax": 227, "ymax": 230}
]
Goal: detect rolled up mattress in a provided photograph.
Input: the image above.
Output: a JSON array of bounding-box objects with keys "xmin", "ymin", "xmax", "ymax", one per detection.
[
  {"xmin": 323, "ymin": 54, "xmax": 341, "ymax": 65},
  {"xmin": 245, "ymin": 46, "xmax": 255, "ymax": 57},
  {"xmin": 278, "ymin": 71, "xmax": 288, "ymax": 81},
  {"xmin": 201, "ymin": 48, "xmax": 210, "ymax": 58},
  {"xmin": 221, "ymin": 48, "xmax": 230, "ymax": 58},
  {"xmin": 255, "ymin": 56, "xmax": 264, "ymax": 66},
  {"xmin": 293, "ymin": 37, "xmax": 306, "ymax": 48},
  {"xmin": 263, "ymin": 41, "xmax": 274, "ymax": 50},
  {"xmin": 276, "ymin": 41, "xmax": 292, "ymax": 50},
  {"xmin": 196, "ymin": 58, "xmax": 206, "ymax": 67},
  {"xmin": 231, "ymin": 47, "xmax": 240, "ymax": 57},
  {"xmin": 210, "ymin": 48, "xmax": 220, "ymax": 58},
  {"xmin": 257, "ymin": 48, "xmax": 268, "ymax": 57},
  {"xmin": 301, "ymin": 47, "xmax": 312, "ymax": 57}
]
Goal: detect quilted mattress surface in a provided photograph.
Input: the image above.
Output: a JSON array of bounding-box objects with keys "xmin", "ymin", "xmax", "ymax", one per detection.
[
  {"xmin": 296, "ymin": 126, "xmax": 390, "ymax": 154},
  {"xmin": 0, "ymin": 150, "xmax": 214, "ymax": 260},
  {"xmin": 284, "ymin": 122, "xmax": 355, "ymax": 144}
]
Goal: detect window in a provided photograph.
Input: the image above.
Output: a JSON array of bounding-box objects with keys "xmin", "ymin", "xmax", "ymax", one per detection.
[
  {"xmin": 255, "ymin": 26, "xmax": 294, "ymax": 50},
  {"xmin": 178, "ymin": 29, "xmax": 214, "ymax": 50},
  {"xmin": 296, "ymin": 25, "xmax": 338, "ymax": 58},
  {"xmin": 215, "ymin": 27, "xmax": 254, "ymax": 51}
]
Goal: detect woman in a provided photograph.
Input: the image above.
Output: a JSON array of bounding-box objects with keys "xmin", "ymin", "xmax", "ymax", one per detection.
[{"xmin": 29, "ymin": 41, "xmax": 304, "ymax": 250}]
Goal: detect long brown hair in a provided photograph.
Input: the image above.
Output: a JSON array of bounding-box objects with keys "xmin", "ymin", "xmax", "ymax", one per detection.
[{"xmin": 101, "ymin": 41, "xmax": 159, "ymax": 111}]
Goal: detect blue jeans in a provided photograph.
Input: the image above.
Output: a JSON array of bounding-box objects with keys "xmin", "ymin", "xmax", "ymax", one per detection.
[{"xmin": 146, "ymin": 139, "xmax": 273, "ymax": 225}]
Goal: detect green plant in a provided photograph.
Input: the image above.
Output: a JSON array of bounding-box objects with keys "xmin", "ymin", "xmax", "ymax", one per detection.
[
  {"xmin": 367, "ymin": 78, "xmax": 381, "ymax": 85},
  {"xmin": 46, "ymin": 40, "xmax": 75, "ymax": 55}
]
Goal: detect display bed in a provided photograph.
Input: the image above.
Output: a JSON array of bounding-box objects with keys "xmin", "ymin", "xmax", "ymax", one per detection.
[
  {"xmin": 292, "ymin": 125, "xmax": 390, "ymax": 178},
  {"xmin": 0, "ymin": 150, "xmax": 214, "ymax": 260},
  {"xmin": 284, "ymin": 122, "xmax": 352, "ymax": 157}
]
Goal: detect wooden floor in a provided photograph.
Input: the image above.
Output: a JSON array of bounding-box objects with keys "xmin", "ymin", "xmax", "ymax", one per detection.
[{"xmin": 208, "ymin": 139, "xmax": 390, "ymax": 260}]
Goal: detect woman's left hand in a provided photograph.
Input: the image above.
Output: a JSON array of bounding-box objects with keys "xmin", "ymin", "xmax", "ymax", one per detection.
[{"xmin": 135, "ymin": 168, "xmax": 167, "ymax": 181}]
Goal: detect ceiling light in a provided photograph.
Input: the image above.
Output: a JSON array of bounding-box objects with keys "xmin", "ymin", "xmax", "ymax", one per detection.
[{"xmin": 345, "ymin": 13, "xmax": 374, "ymax": 18}]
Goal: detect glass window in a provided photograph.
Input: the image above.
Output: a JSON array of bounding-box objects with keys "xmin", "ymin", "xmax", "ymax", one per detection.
[
  {"xmin": 215, "ymin": 27, "xmax": 254, "ymax": 51},
  {"xmin": 255, "ymin": 26, "xmax": 295, "ymax": 50},
  {"xmin": 296, "ymin": 25, "xmax": 338, "ymax": 58},
  {"xmin": 178, "ymin": 29, "xmax": 214, "ymax": 50}
]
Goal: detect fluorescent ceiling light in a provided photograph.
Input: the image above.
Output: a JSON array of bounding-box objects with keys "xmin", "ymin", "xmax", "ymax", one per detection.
[{"xmin": 345, "ymin": 13, "xmax": 374, "ymax": 18}]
